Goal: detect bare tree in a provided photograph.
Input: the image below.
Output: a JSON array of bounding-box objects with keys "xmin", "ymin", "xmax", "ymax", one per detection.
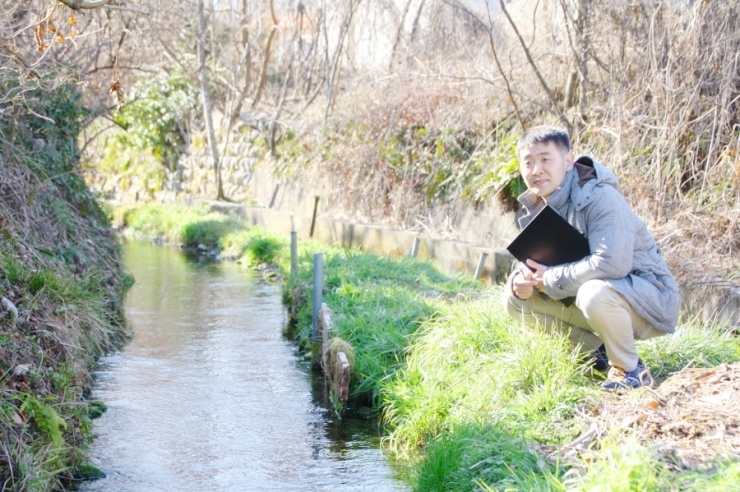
[{"xmin": 197, "ymin": 0, "xmax": 225, "ymax": 200}]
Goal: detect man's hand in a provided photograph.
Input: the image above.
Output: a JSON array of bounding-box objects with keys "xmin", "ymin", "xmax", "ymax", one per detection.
[
  {"xmin": 525, "ymin": 259, "xmax": 548, "ymax": 291},
  {"xmin": 512, "ymin": 259, "xmax": 550, "ymax": 300},
  {"xmin": 512, "ymin": 267, "xmax": 538, "ymax": 300}
]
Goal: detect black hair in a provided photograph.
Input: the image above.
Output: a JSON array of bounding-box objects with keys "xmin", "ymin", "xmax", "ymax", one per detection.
[{"xmin": 516, "ymin": 126, "xmax": 571, "ymax": 155}]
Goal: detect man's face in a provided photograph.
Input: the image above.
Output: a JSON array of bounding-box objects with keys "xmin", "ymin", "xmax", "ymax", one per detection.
[{"xmin": 518, "ymin": 141, "xmax": 575, "ymax": 199}]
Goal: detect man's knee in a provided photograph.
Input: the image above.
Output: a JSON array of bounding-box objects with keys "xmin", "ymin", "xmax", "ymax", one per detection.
[
  {"xmin": 575, "ymin": 279, "xmax": 617, "ymax": 316},
  {"xmin": 502, "ymin": 287, "xmax": 528, "ymax": 319}
]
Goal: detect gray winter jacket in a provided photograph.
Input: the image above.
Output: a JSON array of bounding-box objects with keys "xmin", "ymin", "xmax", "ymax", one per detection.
[{"xmin": 516, "ymin": 156, "xmax": 680, "ymax": 333}]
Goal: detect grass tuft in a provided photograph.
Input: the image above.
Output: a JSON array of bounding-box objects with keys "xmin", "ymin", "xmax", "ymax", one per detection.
[
  {"xmin": 381, "ymin": 291, "xmax": 593, "ymax": 461},
  {"xmin": 640, "ymin": 319, "xmax": 740, "ymax": 379},
  {"xmin": 564, "ymin": 438, "xmax": 740, "ymax": 492},
  {"xmin": 418, "ymin": 424, "xmax": 559, "ymax": 492},
  {"xmin": 115, "ymin": 204, "xmax": 288, "ymax": 269},
  {"xmin": 245, "ymin": 233, "xmax": 285, "ymax": 265}
]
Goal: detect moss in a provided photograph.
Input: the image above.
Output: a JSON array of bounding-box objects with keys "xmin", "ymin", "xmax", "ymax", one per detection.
[
  {"xmin": 87, "ymin": 400, "xmax": 107, "ymax": 420},
  {"xmin": 74, "ymin": 463, "xmax": 106, "ymax": 481}
]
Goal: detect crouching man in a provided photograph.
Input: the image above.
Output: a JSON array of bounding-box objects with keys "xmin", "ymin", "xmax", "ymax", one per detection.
[{"xmin": 502, "ymin": 126, "xmax": 680, "ymax": 390}]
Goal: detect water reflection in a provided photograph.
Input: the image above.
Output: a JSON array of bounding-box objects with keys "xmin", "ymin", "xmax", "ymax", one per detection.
[{"xmin": 81, "ymin": 241, "xmax": 405, "ymax": 492}]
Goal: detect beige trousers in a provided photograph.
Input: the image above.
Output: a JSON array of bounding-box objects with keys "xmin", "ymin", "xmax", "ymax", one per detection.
[{"xmin": 502, "ymin": 279, "xmax": 666, "ymax": 371}]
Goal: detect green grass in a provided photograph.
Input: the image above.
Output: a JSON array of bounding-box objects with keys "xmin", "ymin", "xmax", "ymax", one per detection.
[
  {"xmin": 381, "ymin": 292, "xmax": 593, "ymax": 462},
  {"xmin": 555, "ymin": 438, "xmax": 740, "ymax": 492},
  {"xmin": 115, "ymin": 203, "xmax": 286, "ymax": 266},
  {"xmin": 116, "ymin": 203, "xmax": 206, "ymax": 242},
  {"xmin": 1, "ymin": 252, "xmax": 121, "ymax": 355},
  {"xmin": 418, "ymin": 423, "xmax": 559, "ymax": 492},
  {"xmin": 286, "ymin": 246, "xmax": 480, "ymax": 404},
  {"xmin": 639, "ymin": 318, "xmax": 740, "ymax": 378},
  {"xmin": 182, "ymin": 218, "xmax": 246, "ymax": 250},
  {"xmin": 378, "ymin": 292, "xmax": 740, "ymax": 490}
]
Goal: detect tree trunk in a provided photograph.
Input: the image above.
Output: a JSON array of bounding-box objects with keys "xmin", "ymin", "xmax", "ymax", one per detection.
[
  {"xmin": 197, "ymin": 0, "xmax": 224, "ymax": 200},
  {"xmin": 252, "ymin": 0, "xmax": 278, "ymax": 110},
  {"xmin": 227, "ymin": 0, "xmax": 252, "ymax": 124},
  {"xmin": 389, "ymin": 0, "xmax": 414, "ymax": 70},
  {"xmin": 577, "ymin": 0, "xmax": 590, "ymax": 116}
]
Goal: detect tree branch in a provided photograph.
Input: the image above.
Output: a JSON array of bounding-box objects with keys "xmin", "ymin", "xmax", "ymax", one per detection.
[
  {"xmin": 58, "ymin": 0, "xmax": 112, "ymax": 10},
  {"xmin": 103, "ymin": 4, "xmax": 150, "ymax": 14},
  {"xmin": 58, "ymin": 0, "xmax": 148, "ymax": 14},
  {"xmin": 485, "ymin": 4, "xmax": 525, "ymax": 129},
  {"xmin": 0, "ymin": 36, "xmax": 39, "ymax": 78},
  {"xmin": 252, "ymin": 0, "xmax": 278, "ymax": 109},
  {"xmin": 197, "ymin": 0, "xmax": 225, "ymax": 200},
  {"xmin": 498, "ymin": 0, "xmax": 572, "ymax": 134},
  {"xmin": 389, "ymin": 0, "xmax": 414, "ymax": 70}
]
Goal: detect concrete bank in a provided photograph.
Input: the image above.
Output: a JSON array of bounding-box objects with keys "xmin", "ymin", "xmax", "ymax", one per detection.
[
  {"xmin": 209, "ymin": 202, "xmax": 515, "ymax": 283},
  {"xmin": 208, "ymin": 202, "xmax": 740, "ymax": 330}
]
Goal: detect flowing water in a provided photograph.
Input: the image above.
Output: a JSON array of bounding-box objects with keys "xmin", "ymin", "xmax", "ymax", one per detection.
[{"xmin": 81, "ymin": 241, "xmax": 406, "ymax": 492}]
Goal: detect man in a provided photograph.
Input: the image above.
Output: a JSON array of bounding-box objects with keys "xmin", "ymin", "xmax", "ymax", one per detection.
[{"xmin": 501, "ymin": 126, "xmax": 680, "ymax": 390}]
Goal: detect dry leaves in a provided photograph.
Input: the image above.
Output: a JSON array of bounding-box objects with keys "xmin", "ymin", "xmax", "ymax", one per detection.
[{"xmin": 554, "ymin": 363, "xmax": 740, "ymax": 469}]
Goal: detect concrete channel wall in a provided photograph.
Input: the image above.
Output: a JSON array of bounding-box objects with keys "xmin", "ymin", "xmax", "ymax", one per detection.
[
  {"xmin": 209, "ymin": 202, "xmax": 515, "ymax": 283},
  {"xmin": 209, "ymin": 201, "xmax": 740, "ymax": 330}
]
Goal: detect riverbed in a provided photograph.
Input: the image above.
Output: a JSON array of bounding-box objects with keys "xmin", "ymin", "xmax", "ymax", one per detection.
[{"xmin": 81, "ymin": 240, "xmax": 406, "ymax": 491}]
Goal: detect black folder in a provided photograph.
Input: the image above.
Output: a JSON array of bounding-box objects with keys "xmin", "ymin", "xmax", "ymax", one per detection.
[{"xmin": 506, "ymin": 205, "xmax": 590, "ymax": 271}]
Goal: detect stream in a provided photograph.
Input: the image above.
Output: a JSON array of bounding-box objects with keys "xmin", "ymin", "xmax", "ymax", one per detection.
[{"xmin": 80, "ymin": 240, "xmax": 406, "ymax": 491}]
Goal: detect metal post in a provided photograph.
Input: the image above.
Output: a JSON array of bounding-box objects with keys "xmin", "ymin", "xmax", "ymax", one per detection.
[
  {"xmin": 474, "ymin": 252, "xmax": 488, "ymax": 280},
  {"xmin": 290, "ymin": 231, "xmax": 298, "ymax": 277},
  {"xmin": 312, "ymin": 253, "xmax": 323, "ymax": 344},
  {"xmin": 409, "ymin": 237, "xmax": 420, "ymax": 257},
  {"xmin": 309, "ymin": 196, "xmax": 320, "ymax": 239}
]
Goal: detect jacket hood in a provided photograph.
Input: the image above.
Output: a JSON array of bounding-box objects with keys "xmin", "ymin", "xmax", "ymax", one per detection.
[
  {"xmin": 546, "ymin": 156, "xmax": 621, "ymax": 213},
  {"xmin": 573, "ymin": 156, "xmax": 620, "ymax": 191}
]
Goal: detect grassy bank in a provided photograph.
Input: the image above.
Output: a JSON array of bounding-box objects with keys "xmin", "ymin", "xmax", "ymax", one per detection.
[
  {"xmin": 113, "ymin": 203, "xmax": 286, "ymax": 269},
  {"xmin": 116, "ymin": 202, "xmax": 740, "ymax": 491},
  {"xmin": 0, "ymin": 80, "xmax": 130, "ymax": 490},
  {"xmin": 287, "ymin": 241, "xmax": 740, "ymax": 490},
  {"xmin": 285, "ymin": 245, "xmax": 480, "ymax": 403},
  {"xmin": 382, "ymin": 296, "xmax": 740, "ymax": 490}
]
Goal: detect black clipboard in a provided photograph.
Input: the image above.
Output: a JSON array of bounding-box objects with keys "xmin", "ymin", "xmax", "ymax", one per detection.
[{"xmin": 506, "ymin": 205, "xmax": 590, "ymax": 270}]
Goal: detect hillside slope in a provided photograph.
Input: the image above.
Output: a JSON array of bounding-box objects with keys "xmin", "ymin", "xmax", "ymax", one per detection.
[{"xmin": 0, "ymin": 79, "xmax": 130, "ymax": 490}]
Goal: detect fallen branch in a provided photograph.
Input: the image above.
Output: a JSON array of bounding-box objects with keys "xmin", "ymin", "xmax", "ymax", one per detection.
[
  {"xmin": 58, "ymin": 0, "xmax": 149, "ymax": 14},
  {"xmin": 58, "ymin": 0, "xmax": 111, "ymax": 9}
]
